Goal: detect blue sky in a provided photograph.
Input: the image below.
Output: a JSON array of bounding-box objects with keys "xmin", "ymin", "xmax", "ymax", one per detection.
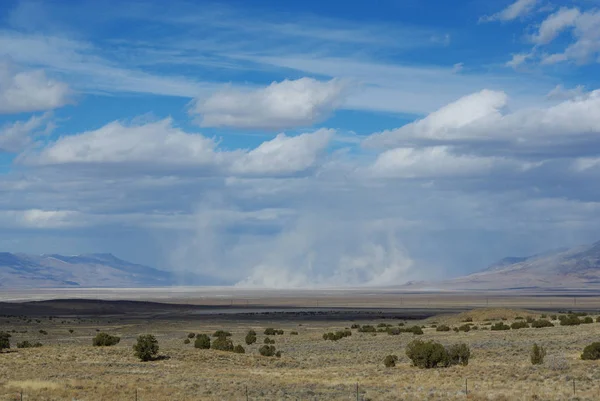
[{"xmin": 1, "ymin": 0, "xmax": 600, "ymax": 287}]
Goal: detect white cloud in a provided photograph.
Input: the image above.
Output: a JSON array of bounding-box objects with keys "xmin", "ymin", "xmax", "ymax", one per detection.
[
  {"xmin": 481, "ymin": 0, "xmax": 539, "ymax": 22},
  {"xmin": 365, "ymin": 88, "xmax": 600, "ymax": 148},
  {"xmin": 230, "ymin": 129, "xmax": 333, "ymax": 176},
  {"xmin": 506, "ymin": 52, "xmax": 532, "ymax": 68},
  {"xmin": 21, "ymin": 118, "xmax": 334, "ymax": 178},
  {"xmin": 530, "ymin": 7, "xmax": 581, "ymax": 45},
  {"xmin": 0, "ymin": 61, "xmax": 71, "ymax": 114},
  {"xmin": 26, "ymin": 118, "xmax": 221, "ymax": 167},
  {"xmin": 191, "ymin": 78, "xmax": 347, "ymax": 130},
  {"xmin": 546, "ymin": 84, "xmax": 588, "ymax": 100},
  {"xmin": 0, "ymin": 209, "xmax": 82, "ymax": 229},
  {"xmin": 0, "ymin": 113, "xmax": 54, "ymax": 153},
  {"xmin": 369, "ymin": 146, "xmax": 505, "ymax": 178}
]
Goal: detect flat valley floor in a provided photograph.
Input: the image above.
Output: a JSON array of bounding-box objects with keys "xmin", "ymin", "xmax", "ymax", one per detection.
[{"xmin": 1, "ymin": 289, "xmax": 600, "ymax": 400}]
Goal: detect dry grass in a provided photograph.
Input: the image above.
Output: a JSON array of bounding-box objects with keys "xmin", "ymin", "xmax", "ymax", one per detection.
[{"xmin": 1, "ymin": 308, "xmax": 600, "ymax": 400}]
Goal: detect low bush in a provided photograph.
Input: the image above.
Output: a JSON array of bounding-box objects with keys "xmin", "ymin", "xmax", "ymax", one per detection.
[
  {"xmin": 39, "ymin": 330, "xmax": 48, "ymax": 335},
  {"xmin": 245, "ymin": 331, "xmax": 257, "ymax": 345},
  {"xmin": 264, "ymin": 337, "xmax": 275, "ymax": 344},
  {"xmin": 406, "ymin": 340, "xmax": 449, "ymax": 368},
  {"xmin": 582, "ymin": 316, "xmax": 593, "ymax": 324},
  {"xmin": 383, "ymin": 354, "xmax": 398, "ymax": 367},
  {"xmin": 531, "ymin": 319, "xmax": 554, "ymax": 328},
  {"xmin": 540, "ymin": 314, "xmax": 547, "ymax": 318},
  {"xmin": 195, "ymin": 334, "xmax": 211, "ymax": 349},
  {"xmin": 458, "ymin": 324, "xmax": 471, "ymax": 332},
  {"xmin": 93, "ymin": 332, "xmax": 120, "ymax": 347},
  {"xmin": 531, "ymin": 343, "xmax": 546, "ymax": 365},
  {"xmin": 358, "ymin": 325, "xmax": 376, "ymax": 333},
  {"xmin": 187, "ymin": 333, "xmax": 196, "ymax": 339},
  {"xmin": 526, "ymin": 316, "xmax": 535, "ymax": 323},
  {"xmin": 462, "ymin": 317, "xmax": 473, "ymax": 322},
  {"xmin": 323, "ymin": 330, "xmax": 352, "ymax": 341},
  {"xmin": 581, "ymin": 342, "xmax": 600, "ymax": 360},
  {"xmin": 184, "ymin": 339, "xmax": 190, "ymax": 344},
  {"xmin": 490, "ymin": 322, "xmax": 510, "ymax": 331},
  {"xmin": 259, "ymin": 344, "xmax": 277, "ymax": 357},
  {"xmin": 290, "ymin": 331, "xmax": 298, "ymax": 335},
  {"xmin": 559, "ymin": 315, "xmax": 582, "ymax": 326},
  {"xmin": 350, "ymin": 324, "xmax": 360, "ymax": 329},
  {"xmin": 212, "ymin": 337, "xmax": 234, "ymax": 352},
  {"xmin": 436, "ymin": 325, "xmax": 451, "ymax": 332},
  {"xmin": 387, "ymin": 327, "xmax": 401, "ymax": 335},
  {"xmin": 213, "ymin": 330, "xmax": 232, "ymax": 338},
  {"xmin": 550, "ymin": 314, "xmax": 557, "ymax": 320},
  {"xmin": 407, "ymin": 325, "xmax": 423, "ymax": 335},
  {"xmin": 16, "ymin": 341, "xmax": 42, "ymax": 348},
  {"xmin": 0, "ymin": 332, "xmax": 10, "ymax": 351},
  {"xmin": 133, "ymin": 335, "xmax": 159, "ymax": 362},
  {"xmin": 597, "ymin": 316, "xmax": 600, "ymax": 323},
  {"xmin": 69, "ymin": 329, "xmax": 74, "ymax": 334},
  {"xmin": 264, "ymin": 328, "xmax": 284, "ymax": 335},
  {"xmin": 511, "ymin": 321, "xmax": 529, "ymax": 329},
  {"xmin": 233, "ymin": 344, "xmax": 245, "ymax": 354},
  {"xmin": 447, "ymin": 343, "xmax": 470, "ymax": 366}
]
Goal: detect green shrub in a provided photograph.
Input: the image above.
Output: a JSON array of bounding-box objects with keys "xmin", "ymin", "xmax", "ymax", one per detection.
[
  {"xmin": 582, "ymin": 316, "xmax": 593, "ymax": 324},
  {"xmin": 290, "ymin": 331, "xmax": 298, "ymax": 335},
  {"xmin": 133, "ymin": 335, "xmax": 159, "ymax": 362},
  {"xmin": 212, "ymin": 337, "xmax": 234, "ymax": 352},
  {"xmin": 383, "ymin": 355, "xmax": 398, "ymax": 367},
  {"xmin": 406, "ymin": 340, "xmax": 449, "ymax": 368},
  {"xmin": 550, "ymin": 315, "xmax": 557, "ymax": 320},
  {"xmin": 526, "ymin": 317, "xmax": 535, "ymax": 323},
  {"xmin": 39, "ymin": 330, "xmax": 48, "ymax": 335},
  {"xmin": 358, "ymin": 325, "xmax": 376, "ymax": 333},
  {"xmin": 184, "ymin": 339, "xmax": 190, "ymax": 344},
  {"xmin": 458, "ymin": 324, "xmax": 471, "ymax": 332},
  {"xmin": 245, "ymin": 331, "xmax": 257, "ymax": 345},
  {"xmin": 447, "ymin": 343, "xmax": 470, "ymax": 366},
  {"xmin": 0, "ymin": 332, "xmax": 10, "ymax": 351},
  {"xmin": 323, "ymin": 330, "xmax": 351, "ymax": 341},
  {"xmin": 453, "ymin": 327, "xmax": 459, "ymax": 332},
  {"xmin": 436, "ymin": 325, "xmax": 450, "ymax": 332},
  {"xmin": 213, "ymin": 330, "xmax": 232, "ymax": 338},
  {"xmin": 581, "ymin": 342, "xmax": 600, "ymax": 360},
  {"xmin": 408, "ymin": 325, "xmax": 423, "ymax": 335},
  {"xmin": 233, "ymin": 344, "xmax": 245, "ymax": 354},
  {"xmin": 515, "ymin": 316, "xmax": 523, "ymax": 320},
  {"xmin": 351, "ymin": 324, "xmax": 360, "ymax": 329},
  {"xmin": 387, "ymin": 327, "xmax": 401, "ymax": 335},
  {"xmin": 93, "ymin": 332, "xmax": 121, "ymax": 347},
  {"xmin": 69, "ymin": 329, "xmax": 74, "ymax": 334},
  {"xmin": 17, "ymin": 341, "xmax": 42, "ymax": 349},
  {"xmin": 194, "ymin": 334, "xmax": 211, "ymax": 349},
  {"xmin": 187, "ymin": 333, "xmax": 196, "ymax": 339},
  {"xmin": 462, "ymin": 317, "xmax": 473, "ymax": 322},
  {"xmin": 531, "ymin": 343, "xmax": 546, "ymax": 365},
  {"xmin": 490, "ymin": 322, "xmax": 510, "ymax": 331},
  {"xmin": 259, "ymin": 345, "xmax": 277, "ymax": 357},
  {"xmin": 540, "ymin": 314, "xmax": 547, "ymax": 318},
  {"xmin": 264, "ymin": 337, "xmax": 275, "ymax": 344},
  {"xmin": 559, "ymin": 315, "xmax": 582, "ymax": 326},
  {"xmin": 531, "ymin": 319, "xmax": 554, "ymax": 328},
  {"xmin": 264, "ymin": 328, "xmax": 284, "ymax": 335},
  {"xmin": 596, "ymin": 316, "xmax": 600, "ymax": 323},
  {"xmin": 511, "ymin": 321, "xmax": 529, "ymax": 329}
]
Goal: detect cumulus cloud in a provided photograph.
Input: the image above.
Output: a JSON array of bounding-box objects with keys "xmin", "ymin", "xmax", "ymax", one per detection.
[
  {"xmin": 190, "ymin": 78, "xmax": 348, "ymax": 130},
  {"xmin": 364, "ymin": 88, "xmax": 600, "ymax": 149},
  {"xmin": 480, "ymin": 0, "xmax": 538, "ymax": 22},
  {"xmin": 230, "ymin": 129, "xmax": 333, "ymax": 176},
  {"xmin": 546, "ymin": 84, "xmax": 588, "ymax": 101},
  {"xmin": 0, "ymin": 61, "xmax": 71, "ymax": 114},
  {"xmin": 21, "ymin": 118, "xmax": 333, "ymax": 178}
]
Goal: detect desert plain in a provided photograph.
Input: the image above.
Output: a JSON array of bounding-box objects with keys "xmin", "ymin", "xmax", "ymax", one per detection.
[{"xmin": 1, "ymin": 288, "xmax": 600, "ymax": 400}]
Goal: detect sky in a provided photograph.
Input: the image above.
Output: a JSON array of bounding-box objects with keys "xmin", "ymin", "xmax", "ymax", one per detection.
[{"xmin": 1, "ymin": 0, "xmax": 600, "ymax": 288}]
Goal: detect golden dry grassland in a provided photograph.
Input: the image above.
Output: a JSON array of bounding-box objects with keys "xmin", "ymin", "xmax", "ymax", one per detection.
[{"xmin": 1, "ymin": 307, "xmax": 600, "ymax": 400}]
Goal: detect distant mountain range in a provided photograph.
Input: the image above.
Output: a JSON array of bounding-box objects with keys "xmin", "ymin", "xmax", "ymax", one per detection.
[
  {"xmin": 0, "ymin": 253, "xmax": 221, "ymax": 288},
  {"xmin": 404, "ymin": 240, "xmax": 600, "ymax": 290}
]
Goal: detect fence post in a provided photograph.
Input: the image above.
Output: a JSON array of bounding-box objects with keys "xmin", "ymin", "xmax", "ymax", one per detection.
[
  {"xmin": 356, "ymin": 382, "xmax": 359, "ymax": 401},
  {"xmin": 573, "ymin": 378, "xmax": 575, "ymax": 395},
  {"xmin": 246, "ymin": 384, "xmax": 249, "ymax": 401},
  {"xmin": 135, "ymin": 388, "xmax": 137, "ymax": 401},
  {"xmin": 20, "ymin": 390, "xmax": 23, "ymax": 401},
  {"xmin": 465, "ymin": 378, "xmax": 468, "ymax": 397}
]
